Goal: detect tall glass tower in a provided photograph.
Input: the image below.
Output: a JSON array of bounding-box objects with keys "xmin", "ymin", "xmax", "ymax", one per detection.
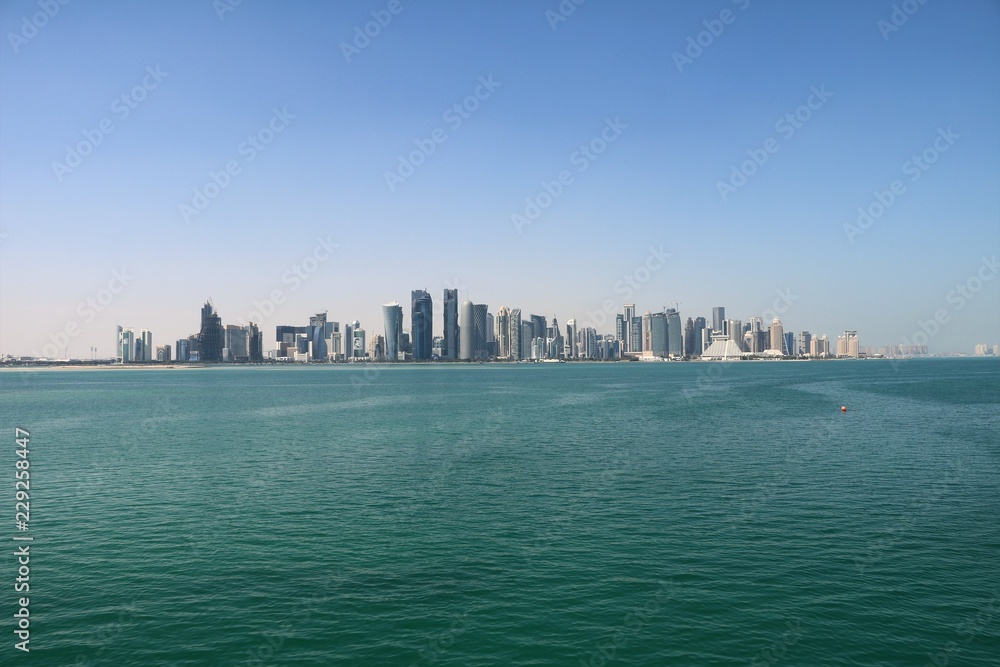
[
  {"xmin": 443, "ymin": 289, "xmax": 459, "ymax": 360},
  {"xmin": 383, "ymin": 302, "xmax": 403, "ymax": 361},
  {"xmin": 199, "ymin": 300, "xmax": 224, "ymax": 362},
  {"xmin": 623, "ymin": 304, "xmax": 635, "ymax": 352},
  {"xmin": 309, "ymin": 312, "xmax": 328, "ymax": 361},
  {"xmin": 411, "ymin": 290, "xmax": 433, "ymax": 360},
  {"xmin": 693, "ymin": 317, "xmax": 707, "ymax": 355},
  {"xmin": 665, "ymin": 308, "xmax": 682, "ymax": 356},
  {"xmin": 473, "ymin": 304, "xmax": 488, "ymax": 359}
]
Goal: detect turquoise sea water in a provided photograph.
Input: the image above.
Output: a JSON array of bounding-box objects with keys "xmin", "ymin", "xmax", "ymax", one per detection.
[{"xmin": 2, "ymin": 359, "xmax": 998, "ymax": 666}]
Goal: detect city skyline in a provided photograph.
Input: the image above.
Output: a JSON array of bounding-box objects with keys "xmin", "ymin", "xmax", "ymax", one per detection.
[
  {"xmin": 23, "ymin": 289, "xmax": 999, "ymax": 363},
  {"xmin": 1, "ymin": 2, "xmax": 998, "ymax": 357}
]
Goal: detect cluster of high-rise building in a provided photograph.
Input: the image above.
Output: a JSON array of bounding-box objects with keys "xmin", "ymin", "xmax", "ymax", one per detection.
[
  {"xmin": 973, "ymin": 344, "xmax": 999, "ymax": 357},
  {"xmin": 161, "ymin": 300, "xmax": 264, "ymax": 364},
  {"xmin": 116, "ymin": 326, "xmax": 154, "ymax": 363},
  {"xmin": 114, "ymin": 296, "xmax": 868, "ymax": 364}
]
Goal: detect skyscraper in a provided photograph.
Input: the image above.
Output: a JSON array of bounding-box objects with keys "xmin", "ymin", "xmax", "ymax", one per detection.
[
  {"xmin": 548, "ymin": 315, "xmax": 563, "ymax": 359},
  {"xmin": 486, "ymin": 312, "xmax": 496, "ymax": 357},
  {"xmin": 320, "ymin": 320, "xmax": 339, "ymax": 361},
  {"xmin": 684, "ymin": 318, "xmax": 696, "ymax": 358},
  {"xmin": 838, "ymin": 331, "xmax": 859, "ymax": 358},
  {"xmin": 630, "ymin": 316, "xmax": 643, "ymax": 354},
  {"xmin": 509, "ymin": 308, "xmax": 522, "ymax": 361},
  {"xmin": 623, "ymin": 304, "xmax": 635, "ymax": 352},
  {"xmin": 383, "ymin": 302, "xmax": 403, "ymax": 361},
  {"xmin": 248, "ymin": 323, "xmax": 263, "ymax": 362},
  {"xmin": 769, "ymin": 318, "xmax": 784, "ymax": 354},
  {"xmin": 691, "ymin": 317, "xmax": 708, "ymax": 354},
  {"xmin": 224, "ymin": 324, "xmax": 248, "ymax": 361},
  {"xmin": 520, "ymin": 321, "xmax": 533, "ymax": 360},
  {"xmin": 649, "ymin": 312, "xmax": 667, "ymax": 357},
  {"xmin": 665, "ymin": 308, "xmax": 682, "ymax": 356},
  {"xmin": 749, "ymin": 317, "xmax": 764, "ymax": 354},
  {"xmin": 199, "ymin": 301, "xmax": 224, "ymax": 362},
  {"xmin": 530, "ymin": 315, "xmax": 546, "ymax": 345},
  {"xmin": 443, "ymin": 289, "xmax": 459, "ymax": 360},
  {"xmin": 712, "ymin": 306, "xmax": 726, "ymax": 334},
  {"xmin": 351, "ymin": 323, "xmax": 366, "ymax": 359},
  {"xmin": 139, "ymin": 329, "xmax": 153, "ymax": 362},
  {"xmin": 812, "ymin": 335, "xmax": 830, "ymax": 358},
  {"xmin": 496, "ymin": 307, "xmax": 511, "ymax": 358},
  {"xmin": 642, "ymin": 312, "xmax": 653, "ymax": 353},
  {"xmin": 799, "ymin": 331, "xmax": 812, "ymax": 357},
  {"xmin": 459, "ymin": 300, "xmax": 474, "ymax": 361},
  {"xmin": 309, "ymin": 313, "xmax": 328, "ymax": 361},
  {"xmin": 411, "ymin": 289, "xmax": 433, "ymax": 360},
  {"xmin": 566, "ymin": 319, "xmax": 578, "ymax": 359},
  {"xmin": 473, "ymin": 304, "xmax": 488, "ymax": 359},
  {"xmin": 726, "ymin": 319, "xmax": 742, "ymax": 351},
  {"xmin": 117, "ymin": 326, "xmax": 134, "ymax": 363}
]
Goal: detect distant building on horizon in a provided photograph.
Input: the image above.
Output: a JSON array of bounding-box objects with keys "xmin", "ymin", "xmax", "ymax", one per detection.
[
  {"xmin": 630, "ymin": 314, "xmax": 643, "ymax": 355},
  {"xmin": 116, "ymin": 326, "xmax": 152, "ymax": 363},
  {"xmin": 199, "ymin": 300, "xmax": 224, "ymax": 362},
  {"xmin": 623, "ymin": 304, "xmax": 635, "ymax": 353},
  {"xmin": 566, "ymin": 318, "xmax": 578, "ymax": 359},
  {"xmin": 768, "ymin": 318, "xmax": 785, "ymax": 355},
  {"xmin": 473, "ymin": 304, "xmax": 488, "ymax": 359},
  {"xmin": 693, "ymin": 316, "xmax": 707, "ymax": 356},
  {"xmin": 712, "ymin": 306, "xmax": 726, "ymax": 334},
  {"xmin": 248, "ymin": 323, "xmax": 263, "ymax": 362},
  {"xmin": 799, "ymin": 331, "xmax": 812, "ymax": 357},
  {"xmin": 411, "ymin": 289, "xmax": 433, "ymax": 360},
  {"xmin": 138, "ymin": 329, "xmax": 152, "ymax": 362},
  {"xmin": 459, "ymin": 300, "xmax": 474, "ymax": 361},
  {"xmin": 496, "ymin": 307, "xmax": 511, "ymax": 359},
  {"xmin": 443, "ymin": 289, "xmax": 459, "ymax": 360},
  {"xmin": 116, "ymin": 326, "xmax": 134, "ymax": 363},
  {"xmin": 725, "ymin": 319, "xmax": 742, "ymax": 352},
  {"xmin": 351, "ymin": 321, "xmax": 366, "ymax": 359},
  {"xmin": 224, "ymin": 324, "xmax": 249, "ymax": 362},
  {"xmin": 308, "ymin": 313, "xmax": 330, "ymax": 362},
  {"xmin": 383, "ymin": 302, "xmax": 403, "ymax": 361},
  {"xmin": 837, "ymin": 331, "xmax": 859, "ymax": 358},
  {"xmin": 649, "ymin": 312, "xmax": 667, "ymax": 357},
  {"xmin": 175, "ymin": 337, "xmax": 189, "ymax": 362},
  {"xmin": 666, "ymin": 308, "xmax": 682, "ymax": 357}
]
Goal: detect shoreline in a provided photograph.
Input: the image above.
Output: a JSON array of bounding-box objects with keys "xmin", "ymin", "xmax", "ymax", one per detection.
[{"xmin": 0, "ymin": 356, "xmax": 990, "ymax": 371}]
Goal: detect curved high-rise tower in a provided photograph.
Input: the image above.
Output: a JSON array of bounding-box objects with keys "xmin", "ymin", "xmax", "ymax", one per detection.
[
  {"xmin": 382, "ymin": 302, "xmax": 403, "ymax": 361},
  {"xmin": 459, "ymin": 299, "xmax": 474, "ymax": 361}
]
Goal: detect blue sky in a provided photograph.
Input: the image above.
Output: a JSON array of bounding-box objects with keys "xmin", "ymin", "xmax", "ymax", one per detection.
[{"xmin": 1, "ymin": 0, "xmax": 998, "ymax": 357}]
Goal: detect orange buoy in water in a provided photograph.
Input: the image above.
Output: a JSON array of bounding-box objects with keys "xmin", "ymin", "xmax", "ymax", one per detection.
[{"xmin": 841, "ymin": 406, "xmax": 847, "ymax": 412}]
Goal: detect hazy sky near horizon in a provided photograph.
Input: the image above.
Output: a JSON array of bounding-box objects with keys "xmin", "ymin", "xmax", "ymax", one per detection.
[{"xmin": 1, "ymin": 0, "xmax": 998, "ymax": 358}]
